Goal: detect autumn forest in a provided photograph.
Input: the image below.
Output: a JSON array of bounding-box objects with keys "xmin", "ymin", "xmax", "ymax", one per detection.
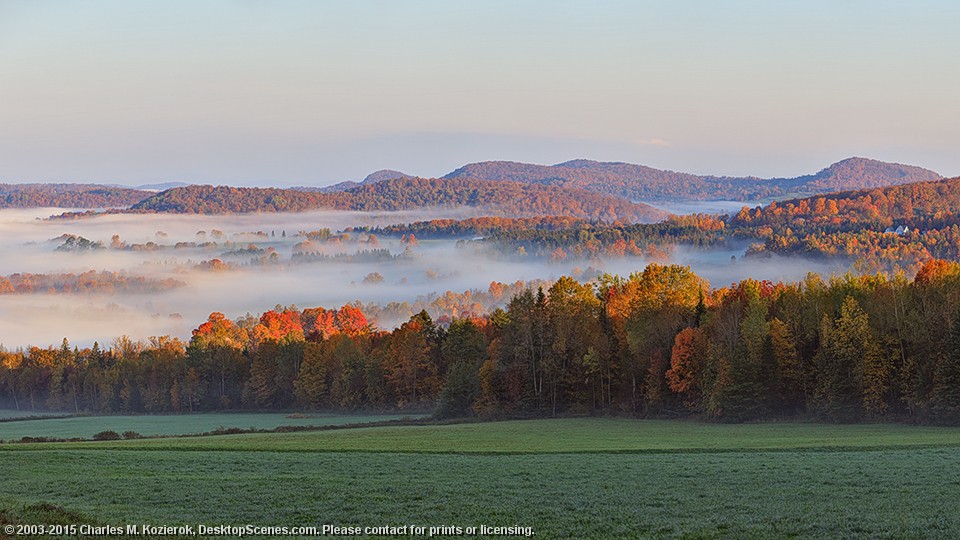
[
  {"xmin": 10, "ymin": 5, "xmax": 960, "ymax": 536},
  {"xmin": 4, "ymin": 158, "xmax": 960, "ymax": 427},
  {"xmin": 5, "ymin": 260, "xmax": 960, "ymax": 425}
]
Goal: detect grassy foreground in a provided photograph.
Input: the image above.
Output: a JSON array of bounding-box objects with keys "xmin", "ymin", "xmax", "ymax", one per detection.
[{"xmin": 2, "ymin": 418, "xmax": 960, "ymax": 538}]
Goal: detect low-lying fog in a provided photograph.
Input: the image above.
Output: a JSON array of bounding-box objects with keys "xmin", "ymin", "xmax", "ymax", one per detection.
[
  {"xmin": 639, "ymin": 200, "xmax": 758, "ymax": 215},
  {"xmin": 0, "ymin": 208, "xmax": 847, "ymax": 348}
]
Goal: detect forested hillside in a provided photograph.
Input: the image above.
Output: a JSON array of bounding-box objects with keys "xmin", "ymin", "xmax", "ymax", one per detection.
[
  {"xmin": 131, "ymin": 177, "xmax": 668, "ymax": 222},
  {"xmin": 735, "ymin": 176, "xmax": 960, "ymax": 267},
  {"xmin": 444, "ymin": 157, "xmax": 941, "ymax": 201},
  {"xmin": 735, "ymin": 176, "xmax": 960, "ymax": 232},
  {"xmin": 0, "ymin": 184, "xmax": 151, "ymax": 209},
  {"xmin": 787, "ymin": 157, "xmax": 942, "ymax": 192},
  {"xmin": 0, "ymin": 157, "xmax": 941, "ymax": 210}
]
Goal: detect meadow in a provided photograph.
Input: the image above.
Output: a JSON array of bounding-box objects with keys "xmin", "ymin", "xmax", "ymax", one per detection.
[
  {"xmin": 3, "ymin": 418, "xmax": 960, "ymax": 538},
  {"xmin": 0, "ymin": 410, "xmax": 65, "ymax": 420},
  {"xmin": 0, "ymin": 412, "xmax": 418, "ymax": 441}
]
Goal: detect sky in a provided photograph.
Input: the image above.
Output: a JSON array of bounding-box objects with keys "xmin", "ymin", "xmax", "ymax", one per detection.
[{"xmin": 0, "ymin": 0, "xmax": 958, "ymax": 187}]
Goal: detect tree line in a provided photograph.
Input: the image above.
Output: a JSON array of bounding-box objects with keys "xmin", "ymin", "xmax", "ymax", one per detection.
[
  {"xmin": 356, "ymin": 214, "xmax": 727, "ymax": 260},
  {"xmin": 0, "ymin": 271, "xmax": 184, "ymax": 295},
  {"xmin": 4, "ymin": 261, "xmax": 960, "ymax": 423}
]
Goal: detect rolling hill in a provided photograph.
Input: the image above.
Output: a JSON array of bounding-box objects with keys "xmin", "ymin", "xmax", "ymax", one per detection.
[
  {"xmin": 443, "ymin": 157, "xmax": 941, "ymax": 202},
  {"xmin": 0, "ymin": 184, "xmax": 151, "ymax": 209},
  {"xmin": 131, "ymin": 177, "xmax": 668, "ymax": 223},
  {"xmin": 0, "ymin": 158, "xmax": 943, "ymax": 212},
  {"xmin": 782, "ymin": 158, "xmax": 942, "ymax": 192},
  {"xmin": 729, "ymin": 176, "xmax": 960, "ymax": 268},
  {"xmin": 733, "ymin": 175, "xmax": 960, "ymax": 231}
]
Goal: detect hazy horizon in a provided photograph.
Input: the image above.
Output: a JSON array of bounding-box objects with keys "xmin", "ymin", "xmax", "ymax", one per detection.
[{"xmin": 2, "ymin": 1, "xmax": 958, "ymax": 187}]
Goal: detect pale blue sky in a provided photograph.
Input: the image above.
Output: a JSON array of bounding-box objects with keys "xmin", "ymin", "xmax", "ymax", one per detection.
[{"xmin": 0, "ymin": 0, "xmax": 957, "ymax": 186}]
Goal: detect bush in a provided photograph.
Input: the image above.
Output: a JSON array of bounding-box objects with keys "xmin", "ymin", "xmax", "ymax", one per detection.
[
  {"xmin": 92, "ymin": 430, "xmax": 121, "ymax": 441},
  {"xmin": 121, "ymin": 431, "xmax": 142, "ymax": 440}
]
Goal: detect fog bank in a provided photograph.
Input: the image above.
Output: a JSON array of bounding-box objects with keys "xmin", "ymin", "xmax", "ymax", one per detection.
[{"xmin": 0, "ymin": 209, "xmax": 849, "ymax": 348}]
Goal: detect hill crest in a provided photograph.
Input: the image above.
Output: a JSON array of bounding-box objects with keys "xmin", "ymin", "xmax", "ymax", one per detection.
[
  {"xmin": 445, "ymin": 157, "xmax": 941, "ymax": 201},
  {"xmin": 130, "ymin": 177, "xmax": 668, "ymax": 223}
]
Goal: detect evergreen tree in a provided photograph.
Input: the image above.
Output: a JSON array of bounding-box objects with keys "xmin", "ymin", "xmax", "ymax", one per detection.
[
  {"xmin": 295, "ymin": 341, "xmax": 328, "ymax": 407},
  {"xmin": 436, "ymin": 361, "xmax": 481, "ymax": 419},
  {"xmin": 815, "ymin": 296, "xmax": 884, "ymax": 421},
  {"xmin": 932, "ymin": 306, "xmax": 960, "ymax": 423}
]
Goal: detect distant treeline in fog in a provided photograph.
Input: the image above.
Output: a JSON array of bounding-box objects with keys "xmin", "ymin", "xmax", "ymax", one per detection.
[
  {"xmin": 361, "ymin": 214, "xmax": 728, "ymax": 260},
  {"xmin": 5, "ymin": 261, "xmax": 960, "ymax": 424},
  {"xmin": 0, "ymin": 271, "xmax": 184, "ymax": 295}
]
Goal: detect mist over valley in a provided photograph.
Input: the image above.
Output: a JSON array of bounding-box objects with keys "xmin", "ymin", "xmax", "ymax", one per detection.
[{"xmin": 0, "ymin": 204, "xmax": 847, "ymax": 348}]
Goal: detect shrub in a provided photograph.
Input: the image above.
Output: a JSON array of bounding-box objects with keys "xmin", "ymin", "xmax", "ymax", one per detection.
[
  {"xmin": 121, "ymin": 431, "xmax": 142, "ymax": 440},
  {"xmin": 20, "ymin": 436, "xmax": 64, "ymax": 443},
  {"xmin": 92, "ymin": 430, "xmax": 121, "ymax": 441}
]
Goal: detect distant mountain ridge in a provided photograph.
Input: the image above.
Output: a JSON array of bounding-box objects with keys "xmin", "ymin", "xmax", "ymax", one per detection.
[
  {"xmin": 102, "ymin": 181, "xmax": 192, "ymax": 191},
  {"xmin": 135, "ymin": 181, "xmax": 193, "ymax": 191},
  {"xmin": 311, "ymin": 169, "xmax": 415, "ymax": 193},
  {"xmin": 443, "ymin": 157, "xmax": 941, "ymax": 201},
  {"xmin": 782, "ymin": 157, "xmax": 940, "ymax": 192},
  {"xmin": 0, "ymin": 157, "xmax": 943, "ymax": 211},
  {"xmin": 269, "ymin": 157, "xmax": 944, "ymax": 202},
  {"xmin": 363, "ymin": 169, "xmax": 415, "ymax": 184}
]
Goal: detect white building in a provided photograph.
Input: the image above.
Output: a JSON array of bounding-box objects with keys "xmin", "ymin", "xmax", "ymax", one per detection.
[{"xmin": 883, "ymin": 225, "xmax": 910, "ymax": 235}]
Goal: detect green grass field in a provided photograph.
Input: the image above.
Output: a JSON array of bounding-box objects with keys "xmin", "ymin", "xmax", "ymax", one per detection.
[
  {"xmin": 3, "ymin": 418, "xmax": 960, "ymax": 538},
  {"xmin": 0, "ymin": 412, "xmax": 418, "ymax": 441},
  {"xmin": 12, "ymin": 417, "xmax": 960, "ymax": 453}
]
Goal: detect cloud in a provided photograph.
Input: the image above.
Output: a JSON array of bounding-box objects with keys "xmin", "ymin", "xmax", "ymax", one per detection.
[{"xmin": 634, "ymin": 137, "xmax": 671, "ymax": 147}]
